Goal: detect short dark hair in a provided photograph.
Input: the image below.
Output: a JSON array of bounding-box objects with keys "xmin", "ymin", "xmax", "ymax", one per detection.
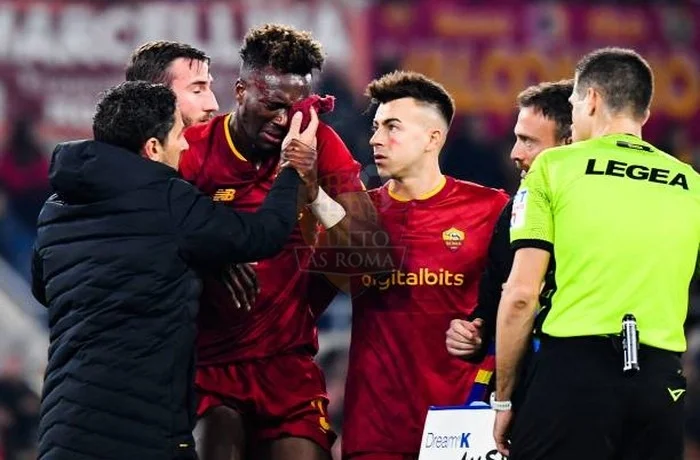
[
  {"xmin": 517, "ymin": 80, "xmax": 574, "ymax": 142},
  {"xmin": 574, "ymin": 47, "xmax": 653, "ymax": 120},
  {"xmin": 239, "ymin": 23, "xmax": 324, "ymax": 75},
  {"xmin": 365, "ymin": 70, "xmax": 455, "ymax": 126},
  {"xmin": 125, "ymin": 41, "xmax": 210, "ymax": 86},
  {"xmin": 93, "ymin": 81, "xmax": 177, "ymax": 154}
]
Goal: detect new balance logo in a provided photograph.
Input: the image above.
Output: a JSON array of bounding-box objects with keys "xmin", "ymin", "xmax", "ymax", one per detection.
[
  {"xmin": 212, "ymin": 188, "xmax": 236, "ymax": 201},
  {"xmin": 667, "ymin": 388, "xmax": 686, "ymax": 402}
]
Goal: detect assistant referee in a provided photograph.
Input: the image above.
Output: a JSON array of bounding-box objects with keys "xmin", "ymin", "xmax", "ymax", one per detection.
[{"xmin": 491, "ymin": 47, "xmax": 700, "ymax": 460}]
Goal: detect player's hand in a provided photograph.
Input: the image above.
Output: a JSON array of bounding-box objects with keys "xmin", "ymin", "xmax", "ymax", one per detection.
[
  {"xmin": 280, "ymin": 109, "xmax": 319, "ymax": 201},
  {"xmin": 282, "ymin": 107, "xmax": 318, "ymax": 151},
  {"xmin": 220, "ymin": 263, "xmax": 259, "ymax": 311},
  {"xmin": 445, "ymin": 318, "xmax": 483, "ymax": 357},
  {"xmin": 493, "ymin": 409, "xmax": 513, "ymax": 457}
]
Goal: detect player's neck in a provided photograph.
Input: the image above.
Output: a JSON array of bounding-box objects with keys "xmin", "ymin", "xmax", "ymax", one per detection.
[
  {"xmin": 389, "ymin": 163, "xmax": 445, "ymax": 201},
  {"xmin": 591, "ymin": 114, "xmax": 643, "ymax": 140}
]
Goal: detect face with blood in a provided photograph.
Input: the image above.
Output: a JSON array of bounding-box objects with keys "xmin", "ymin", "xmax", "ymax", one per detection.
[{"xmin": 234, "ymin": 67, "xmax": 312, "ymax": 155}]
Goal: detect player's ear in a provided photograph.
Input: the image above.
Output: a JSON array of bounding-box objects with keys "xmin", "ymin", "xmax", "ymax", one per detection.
[
  {"xmin": 561, "ymin": 128, "xmax": 573, "ymax": 146},
  {"xmin": 427, "ymin": 127, "xmax": 446, "ymax": 152},
  {"xmin": 141, "ymin": 137, "xmax": 161, "ymax": 162},
  {"xmin": 235, "ymin": 79, "xmax": 246, "ymax": 105},
  {"xmin": 586, "ymin": 87, "xmax": 598, "ymax": 117},
  {"xmin": 640, "ymin": 108, "xmax": 650, "ymax": 126}
]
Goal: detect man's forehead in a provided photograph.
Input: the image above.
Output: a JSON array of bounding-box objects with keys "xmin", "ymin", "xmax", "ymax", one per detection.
[
  {"xmin": 170, "ymin": 58, "xmax": 209, "ymax": 79},
  {"xmin": 515, "ymin": 106, "xmax": 556, "ymax": 136},
  {"xmin": 249, "ymin": 69, "xmax": 311, "ymax": 95},
  {"xmin": 373, "ymin": 97, "xmax": 418, "ymax": 122},
  {"xmin": 261, "ymin": 72, "xmax": 311, "ymax": 87}
]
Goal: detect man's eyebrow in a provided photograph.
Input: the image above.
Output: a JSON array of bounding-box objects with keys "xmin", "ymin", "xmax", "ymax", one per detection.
[
  {"xmin": 188, "ymin": 77, "xmax": 211, "ymax": 87},
  {"xmin": 515, "ymin": 132, "xmax": 536, "ymax": 142},
  {"xmin": 373, "ymin": 117, "xmax": 402, "ymax": 125},
  {"xmin": 260, "ymin": 96, "xmax": 291, "ymax": 107}
]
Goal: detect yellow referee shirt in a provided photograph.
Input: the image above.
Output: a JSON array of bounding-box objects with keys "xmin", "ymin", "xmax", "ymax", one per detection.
[{"xmin": 510, "ymin": 133, "xmax": 699, "ymax": 352}]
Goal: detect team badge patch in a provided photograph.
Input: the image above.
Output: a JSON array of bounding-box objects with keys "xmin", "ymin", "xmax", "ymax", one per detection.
[
  {"xmin": 511, "ymin": 189, "xmax": 528, "ymax": 229},
  {"xmin": 442, "ymin": 227, "xmax": 465, "ymax": 252}
]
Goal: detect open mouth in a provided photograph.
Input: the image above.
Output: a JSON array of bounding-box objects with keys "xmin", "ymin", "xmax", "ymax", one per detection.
[{"xmin": 261, "ymin": 131, "xmax": 283, "ymax": 144}]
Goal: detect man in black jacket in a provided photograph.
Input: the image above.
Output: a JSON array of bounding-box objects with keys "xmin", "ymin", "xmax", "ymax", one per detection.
[
  {"xmin": 30, "ymin": 81, "xmax": 317, "ymax": 460},
  {"xmin": 445, "ymin": 80, "xmax": 573, "ymax": 405}
]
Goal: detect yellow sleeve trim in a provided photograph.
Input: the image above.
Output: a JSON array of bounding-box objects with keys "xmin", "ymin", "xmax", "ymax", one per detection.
[{"xmin": 223, "ymin": 113, "xmax": 248, "ymax": 163}]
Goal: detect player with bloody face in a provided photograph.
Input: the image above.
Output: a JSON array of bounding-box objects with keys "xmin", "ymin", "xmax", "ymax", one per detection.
[{"xmin": 180, "ymin": 24, "xmax": 376, "ymax": 460}]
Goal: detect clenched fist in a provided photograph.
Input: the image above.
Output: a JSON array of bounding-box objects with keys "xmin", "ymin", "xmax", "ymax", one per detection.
[{"xmin": 445, "ymin": 318, "xmax": 484, "ymax": 357}]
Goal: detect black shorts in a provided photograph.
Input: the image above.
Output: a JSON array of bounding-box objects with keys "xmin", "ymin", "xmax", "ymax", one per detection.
[{"xmin": 509, "ymin": 336, "xmax": 686, "ymax": 460}]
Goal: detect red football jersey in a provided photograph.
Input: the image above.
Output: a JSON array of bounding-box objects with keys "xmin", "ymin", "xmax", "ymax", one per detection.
[
  {"xmin": 342, "ymin": 176, "xmax": 509, "ymax": 456},
  {"xmin": 180, "ymin": 114, "xmax": 362, "ymax": 364}
]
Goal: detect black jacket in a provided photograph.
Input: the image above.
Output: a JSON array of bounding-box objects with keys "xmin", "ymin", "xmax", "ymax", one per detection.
[
  {"xmin": 469, "ymin": 198, "xmax": 555, "ymax": 408},
  {"xmin": 469, "ymin": 199, "xmax": 514, "ymax": 348},
  {"xmin": 31, "ymin": 140, "xmax": 300, "ymax": 460}
]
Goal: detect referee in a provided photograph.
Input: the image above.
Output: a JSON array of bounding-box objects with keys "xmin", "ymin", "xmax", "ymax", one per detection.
[{"xmin": 492, "ymin": 47, "xmax": 700, "ymax": 460}]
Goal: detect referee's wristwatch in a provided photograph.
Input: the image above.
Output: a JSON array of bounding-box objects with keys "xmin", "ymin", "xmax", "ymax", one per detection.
[{"xmin": 489, "ymin": 393, "xmax": 512, "ymax": 411}]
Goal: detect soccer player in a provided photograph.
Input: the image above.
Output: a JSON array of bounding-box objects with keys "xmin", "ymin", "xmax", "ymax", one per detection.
[
  {"xmin": 126, "ymin": 41, "xmax": 219, "ymax": 127},
  {"xmin": 179, "ymin": 24, "xmax": 373, "ymax": 460},
  {"xmin": 494, "ymin": 47, "xmax": 699, "ymax": 459},
  {"xmin": 342, "ymin": 71, "xmax": 509, "ymax": 460},
  {"xmin": 445, "ymin": 80, "xmax": 573, "ymax": 375},
  {"xmin": 126, "ymin": 40, "xmax": 261, "ymax": 309}
]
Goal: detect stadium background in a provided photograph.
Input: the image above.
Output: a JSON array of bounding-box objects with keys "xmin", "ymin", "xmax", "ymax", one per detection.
[{"xmin": 0, "ymin": 0, "xmax": 698, "ymax": 458}]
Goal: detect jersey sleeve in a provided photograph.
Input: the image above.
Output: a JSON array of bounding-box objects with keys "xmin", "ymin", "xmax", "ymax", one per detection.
[
  {"xmin": 510, "ymin": 154, "xmax": 554, "ymax": 252},
  {"xmin": 316, "ymin": 123, "xmax": 364, "ymax": 197}
]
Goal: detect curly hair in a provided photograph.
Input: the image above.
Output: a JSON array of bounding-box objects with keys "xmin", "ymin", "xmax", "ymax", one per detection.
[
  {"xmin": 365, "ymin": 70, "xmax": 455, "ymax": 126},
  {"xmin": 517, "ymin": 80, "xmax": 574, "ymax": 143},
  {"xmin": 239, "ymin": 23, "xmax": 324, "ymax": 75},
  {"xmin": 125, "ymin": 41, "xmax": 210, "ymax": 86},
  {"xmin": 93, "ymin": 81, "xmax": 177, "ymax": 154},
  {"xmin": 575, "ymin": 47, "xmax": 653, "ymax": 120}
]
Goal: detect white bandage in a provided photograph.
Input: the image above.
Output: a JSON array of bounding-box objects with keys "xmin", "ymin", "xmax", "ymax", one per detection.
[{"xmin": 309, "ymin": 187, "xmax": 346, "ymax": 229}]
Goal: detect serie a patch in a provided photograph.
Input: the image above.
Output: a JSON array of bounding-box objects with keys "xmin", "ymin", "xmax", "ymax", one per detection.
[{"xmin": 510, "ymin": 189, "xmax": 528, "ymax": 229}]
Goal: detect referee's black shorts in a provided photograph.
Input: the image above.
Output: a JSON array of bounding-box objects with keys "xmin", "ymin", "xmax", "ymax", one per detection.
[{"xmin": 509, "ymin": 335, "xmax": 686, "ymax": 460}]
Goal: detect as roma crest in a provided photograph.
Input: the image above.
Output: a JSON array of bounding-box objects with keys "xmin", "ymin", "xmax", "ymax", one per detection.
[{"xmin": 442, "ymin": 227, "xmax": 465, "ymax": 252}]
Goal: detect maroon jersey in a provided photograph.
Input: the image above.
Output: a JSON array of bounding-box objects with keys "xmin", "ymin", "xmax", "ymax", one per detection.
[
  {"xmin": 180, "ymin": 114, "xmax": 362, "ymax": 364},
  {"xmin": 342, "ymin": 176, "xmax": 509, "ymax": 456}
]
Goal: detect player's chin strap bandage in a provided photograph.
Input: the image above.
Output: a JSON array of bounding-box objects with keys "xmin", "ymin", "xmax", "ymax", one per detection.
[{"xmin": 309, "ymin": 186, "xmax": 346, "ymax": 229}]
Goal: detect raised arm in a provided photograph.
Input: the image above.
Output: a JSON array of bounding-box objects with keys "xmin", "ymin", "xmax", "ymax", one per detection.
[{"xmin": 170, "ymin": 168, "xmax": 302, "ymax": 268}]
